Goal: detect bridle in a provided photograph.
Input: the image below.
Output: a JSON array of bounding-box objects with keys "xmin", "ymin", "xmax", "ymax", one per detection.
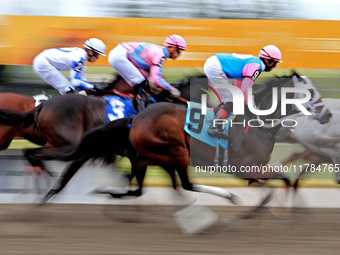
[
  {"xmin": 292, "ymin": 75, "xmax": 329, "ymax": 122},
  {"xmin": 255, "ymin": 75, "xmax": 326, "ymax": 128}
]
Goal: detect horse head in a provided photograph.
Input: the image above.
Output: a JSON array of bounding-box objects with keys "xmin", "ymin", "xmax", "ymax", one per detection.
[
  {"xmin": 254, "ymin": 71, "xmax": 332, "ymax": 128},
  {"xmin": 290, "ymin": 72, "xmax": 332, "ymax": 124}
]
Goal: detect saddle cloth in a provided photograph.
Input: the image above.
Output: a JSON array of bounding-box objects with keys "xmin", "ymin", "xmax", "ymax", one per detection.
[
  {"xmin": 184, "ymin": 101, "xmax": 232, "ymax": 149},
  {"xmin": 103, "ymin": 95, "xmax": 137, "ymax": 122}
]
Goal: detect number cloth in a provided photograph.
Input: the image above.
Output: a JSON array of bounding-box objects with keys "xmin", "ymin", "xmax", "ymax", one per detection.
[{"xmin": 184, "ymin": 102, "xmax": 231, "ymax": 149}]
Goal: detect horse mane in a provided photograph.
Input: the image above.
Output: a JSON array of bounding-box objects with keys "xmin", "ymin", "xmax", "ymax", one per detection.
[{"xmin": 254, "ymin": 70, "xmax": 300, "ymax": 105}]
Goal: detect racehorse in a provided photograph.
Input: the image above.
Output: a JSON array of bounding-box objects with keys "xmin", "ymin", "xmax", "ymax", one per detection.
[
  {"xmin": 127, "ymin": 76, "xmax": 314, "ymax": 200},
  {"xmin": 34, "ymin": 72, "xmax": 331, "ymax": 205},
  {"xmin": 0, "ymin": 76, "xmax": 138, "ymax": 152},
  {"xmin": 0, "ymin": 92, "xmax": 47, "ymax": 150}
]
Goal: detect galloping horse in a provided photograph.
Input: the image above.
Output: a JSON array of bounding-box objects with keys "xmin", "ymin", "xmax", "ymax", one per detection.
[
  {"xmin": 35, "ymin": 72, "xmax": 330, "ymax": 204},
  {"xmin": 0, "ymin": 75, "xmax": 137, "ymax": 152}
]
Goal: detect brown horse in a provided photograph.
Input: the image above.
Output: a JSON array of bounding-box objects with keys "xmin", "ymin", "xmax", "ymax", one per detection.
[
  {"xmin": 36, "ymin": 73, "xmax": 332, "ymax": 205},
  {"xmin": 122, "ymin": 73, "xmax": 333, "ymax": 202},
  {"xmin": 0, "ymin": 76, "xmax": 135, "ymax": 151},
  {"xmin": 0, "ymin": 92, "xmax": 46, "ymax": 150}
]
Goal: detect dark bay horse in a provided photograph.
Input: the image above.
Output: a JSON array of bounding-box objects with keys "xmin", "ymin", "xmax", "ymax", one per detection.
[
  {"xmin": 36, "ymin": 73, "xmax": 331, "ymax": 204},
  {"xmin": 129, "ymin": 72, "xmax": 332, "ymax": 182},
  {"xmin": 0, "ymin": 76, "xmax": 136, "ymax": 152}
]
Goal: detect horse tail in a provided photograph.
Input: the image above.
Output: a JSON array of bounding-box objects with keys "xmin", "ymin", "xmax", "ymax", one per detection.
[
  {"xmin": 57, "ymin": 117, "xmax": 134, "ymax": 163},
  {"xmin": 0, "ymin": 105, "xmax": 40, "ymax": 128}
]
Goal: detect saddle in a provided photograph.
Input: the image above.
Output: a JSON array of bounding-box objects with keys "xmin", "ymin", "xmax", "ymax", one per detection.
[
  {"xmin": 131, "ymin": 81, "xmax": 155, "ymax": 112},
  {"xmin": 112, "ymin": 89, "xmax": 136, "ymax": 98}
]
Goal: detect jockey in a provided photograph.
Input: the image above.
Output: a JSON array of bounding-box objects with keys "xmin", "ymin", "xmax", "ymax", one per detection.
[
  {"xmin": 204, "ymin": 45, "xmax": 282, "ymax": 139},
  {"xmin": 108, "ymin": 35, "xmax": 187, "ymax": 109},
  {"xmin": 33, "ymin": 38, "xmax": 106, "ymax": 95}
]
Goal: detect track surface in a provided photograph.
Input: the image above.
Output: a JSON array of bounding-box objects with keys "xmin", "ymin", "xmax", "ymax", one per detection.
[
  {"xmin": 1, "ymin": 149, "xmax": 340, "ymax": 254},
  {"xmin": 0, "ymin": 204, "xmax": 340, "ymax": 254}
]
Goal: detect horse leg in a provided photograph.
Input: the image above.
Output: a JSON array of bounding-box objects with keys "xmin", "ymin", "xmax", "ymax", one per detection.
[
  {"xmin": 242, "ymin": 171, "xmax": 292, "ymax": 219},
  {"xmin": 40, "ymin": 159, "xmax": 86, "ymax": 204},
  {"xmin": 280, "ymin": 150, "xmax": 311, "ymax": 165},
  {"xmin": 125, "ymin": 162, "xmax": 177, "ymax": 197},
  {"xmin": 175, "ymin": 159, "xmax": 237, "ymax": 204},
  {"xmin": 105, "ymin": 159, "xmax": 148, "ymax": 198},
  {"xmin": 23, "ymin": 147, "xmax": 57, "ymax": 177},
  {"xmin": 288, "ymin": 150, "xmax": 332, "ymax": 192},
  {"xmin": 103, "ymin": 158, "xmax": 177, "ymax": 199},
  {"xmin": 292, "ymin": 167, "xmax": 309, "ymax": 192},
  {"xmin": 262, "ymin": 172, "xmax": 291, "ymax": 206}
]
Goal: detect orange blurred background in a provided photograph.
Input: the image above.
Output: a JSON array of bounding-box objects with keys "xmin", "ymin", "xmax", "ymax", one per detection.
[{"xmin": 0, "ymin": 15, "xmax": 339, "ymax": 69}]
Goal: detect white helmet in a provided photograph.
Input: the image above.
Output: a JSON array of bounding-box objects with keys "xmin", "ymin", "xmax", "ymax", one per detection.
[{"xmin": 84, "ymin": 38, "xmax": 106, "ymax": 56}]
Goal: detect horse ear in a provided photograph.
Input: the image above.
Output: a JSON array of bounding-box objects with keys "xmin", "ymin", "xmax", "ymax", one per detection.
[{"xmin": 291, "ymin": 69, "xmax": 300, "ymax": 78}]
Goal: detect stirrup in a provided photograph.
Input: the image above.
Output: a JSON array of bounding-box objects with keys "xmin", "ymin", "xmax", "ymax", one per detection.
[
  {"xmin": 214, "ymin": 141, "xmax": 228, "ymax": 167},
  {"xmin": 207, "ymin": 126, "xmax": 228, "ymax": 140}
]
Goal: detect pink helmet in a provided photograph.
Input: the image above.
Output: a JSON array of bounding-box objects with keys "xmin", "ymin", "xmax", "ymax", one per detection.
[
  {"xmin": 164, "ymin": 35, "xmax": 187, "ymax": 50},
  {"xmin": 259, "ymin": 45, "xmax": 282, "ymax": 63}
]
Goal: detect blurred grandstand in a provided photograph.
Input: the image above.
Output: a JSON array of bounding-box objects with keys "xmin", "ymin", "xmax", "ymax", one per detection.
[{"xmin": 1, "ymin": 0, "xmax": 340, "ymax": 20}]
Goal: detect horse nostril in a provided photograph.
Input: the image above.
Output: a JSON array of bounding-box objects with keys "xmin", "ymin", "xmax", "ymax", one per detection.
[{"xmin": 327, "ymin": 113, "xmax": 333, "ymax": 119}]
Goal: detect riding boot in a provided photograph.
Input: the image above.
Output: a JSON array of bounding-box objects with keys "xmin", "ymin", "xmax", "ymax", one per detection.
[
  {"xmin": 133, "ymin": 80, "xmax": 151, "ymax": 112},
  {"xmin": 65, "ymin": 88, "xmax": 75, "ymax": 94},
  {"xmin": 207, "ymin": 115, "xmax": 229, "ymax": 139},
  {"xmin": 133, "ymin": 80, "xmax": 148, "ymax": 101},
  {"xmin": 207, "ymin": 105, "xmax": 230, "ymax": 140}
]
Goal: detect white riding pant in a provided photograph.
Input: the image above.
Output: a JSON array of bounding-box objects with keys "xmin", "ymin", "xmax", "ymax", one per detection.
[
  {"xmin": 203, "ymin": 55, "xmax": 234, "ymax": 106},
  {"xmin": 33, "ymin": 53, "xmax": 72, "ymax": 95},
  {"xmin": 108, "ymin": 44, "xmax": 145, "ymax": 87}
]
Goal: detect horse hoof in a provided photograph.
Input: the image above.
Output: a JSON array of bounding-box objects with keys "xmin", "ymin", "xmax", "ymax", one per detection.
[
  {"xmin": 36, "ymin": 200, "xmax": 47, "ymax": 207},
  {"xmin": 38, "ymin": 193, "xmax": 54, "ymax": 205},
  {"xmin": 92, "ymin": 186, "xmax": 127, "ymax": 199}
]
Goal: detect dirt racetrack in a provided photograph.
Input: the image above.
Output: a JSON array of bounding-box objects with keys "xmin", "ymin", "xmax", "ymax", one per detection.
[{"xmin": 0, "ymin": 204, "xmax": 340, "ymax": 254}]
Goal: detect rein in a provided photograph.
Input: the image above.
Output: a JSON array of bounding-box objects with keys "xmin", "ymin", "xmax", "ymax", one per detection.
[
  {"xmin": 172, "ymin": 96, "xmax": 188, "ymax": 104},
  {"xmin": 254, "ymin": 74, "xmax": 325, "ymax": 129}
]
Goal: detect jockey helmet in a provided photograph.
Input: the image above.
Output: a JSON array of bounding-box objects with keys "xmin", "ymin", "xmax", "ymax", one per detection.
[
  {"xmin": 164, "ymin": 35, "xmax": 187, "ymax": 50},
  {"xmin": 84, "ymin": 38, "xmax": 106, "ymax": 56},
  {"xmin": 259, "ymin": 45, "xmax": 282, "ymax": 63}
]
